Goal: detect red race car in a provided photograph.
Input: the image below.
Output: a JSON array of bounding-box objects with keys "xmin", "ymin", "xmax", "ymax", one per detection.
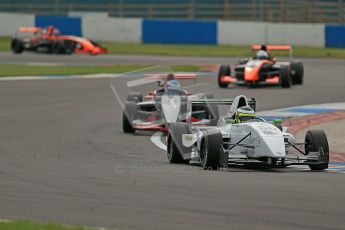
[
  {"xmin": 11, "ymin": 26, "xmax": 107, "ymax": 55},
  {"xmin": 218, "ymin": 45, "xmax": 304, "ymax": 88},
  {"xmin": 122, "ymin": 73, "xmax": 219, "ymax": 133}
]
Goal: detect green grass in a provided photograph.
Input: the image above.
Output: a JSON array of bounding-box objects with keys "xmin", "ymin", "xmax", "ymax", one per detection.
[
  {"xmin": 0, "ymin": 37, "xmax": 10, "ymax": 52},
  {"xmin": 0, "ymin": 220, "xmax": 99, "ymax": 230},
  {"xmin": 1, "ymin": 36, "xmax": 345, "ymax": 58},
  {"xmin": 102, "ymin": 42, "xmax": 343, "ymax": 58},
  {"xmin": 102, "ymin": 42, "xmax": 345, "ymax": 58},
  {"xmin": 0, "ymin": 63, "xmax": 203, "ymax": 77}
]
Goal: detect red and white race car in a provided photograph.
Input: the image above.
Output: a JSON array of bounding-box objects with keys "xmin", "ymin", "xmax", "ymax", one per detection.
[
  {"xmin": 11, "ymin": 26, "xmax": 107, "ymax": 55},
  {"xmin": 121, "ymin": 73, "xmax": 219, "ymax": 133}
]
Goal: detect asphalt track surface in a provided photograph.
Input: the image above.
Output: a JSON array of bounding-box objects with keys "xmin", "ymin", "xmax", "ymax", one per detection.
[
  {"xmin": 1, "ymin": 54, "xmax": 345, "ymax": 230},
  {"xmin": 2, "ymin": 51, "xmax": 345, "ymax": 67},
  {"xmin": 0, "ymin": 52, "xmax": 234, "ymax": 65}
]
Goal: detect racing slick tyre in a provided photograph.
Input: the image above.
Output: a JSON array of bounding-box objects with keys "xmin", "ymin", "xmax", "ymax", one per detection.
[
  {"xmin": 280, "ymin": 65, "xmax": 292, "ymax": 88},
  {"xmin": 290, "ymin": 62, "xmax": 304, "ymax": 85},
  {"xmin": 53, "ymin": 40, "xmax": 74, "ymax": 54},
  {"xmin": 127, "ymin": 92, "xmax": 143, "ymax": 102},
  {"xmin": 218, "ymin": 65, "xmax": 231, "ymax": 88},
  {"xmin": 167, "ymin": 122, "xmax": 192, "ymax": 164},
  {"xmin": 200, "ymin": 129, "xmax": 222, "ymax": 170},
  {"xmin": 53, "ymin": 41, "xmax": 66, "ymax": 54},
  {"xmin": 11, "ymin": 38, "xmax": 24, "ymax": 54},
  {"xmin": 123, "ymin": 101, "xmax": 137, "ymax": 133},
  {"xmin": 305, "ymin": 130, "xmax": 329, "ymax": 170}
]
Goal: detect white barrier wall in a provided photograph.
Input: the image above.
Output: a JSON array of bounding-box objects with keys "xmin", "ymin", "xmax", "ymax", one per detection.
[
  {"xmin": 82, "ymin": 16, "xmax": 142, "ymax": 43},
  {"xmin": 0, "ymin": 13, "xmax": 35, "ymax": 36},
  {"xmin": 218, "ymin": 21, "xmax": 325, "ymax": 47},
  {"xmin": 266, "ymin": 23, "xmax": 324, "ymax": 47},
  {"xmin": 0, "ymin": 12, "xmax": 326, "ymax": 47},
  {"xmin": 218, "ymin": 21, "xmax": 267, "ymax": 45}
]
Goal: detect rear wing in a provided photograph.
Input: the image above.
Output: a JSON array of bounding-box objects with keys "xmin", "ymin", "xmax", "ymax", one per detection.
[
  {"xmin": 126, "ymin": 73, "xmax": 196, "ymax": 88},
  {"xmin": 18, "ymin": 27, "xmax": 42, "ymax": 33},
  {"xmin": 15, "ymin": 27, "xmax": 42, "ymax": 38},
  {"xmin": 147, "ymin": 73, "xmax": 196, "ymax": 80},
  {"xmin": 251, "ymin": 44, "xmax": 293, "ymax": 58},
  {"xmin": 192, "ymin": 98, "xmax": 256, "ymax": 111}
]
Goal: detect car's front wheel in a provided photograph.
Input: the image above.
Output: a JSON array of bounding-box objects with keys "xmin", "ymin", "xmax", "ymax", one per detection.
[
  {"xmin": 11, "ymin": 38, "xmax": 24, "ymax": 54},
  {"xmin": 218, "ymin": 65, "xmax": 231, "ymax": 88},
  {"xmin": 200, "ymin": 129, "xmax": 222, "ymax": 170},
  {"xmin": 290, "ymin": 61, "xmax": 304, "ymax": 85},
  {"xmin": 123, "ymin": 101, "xmax": 137, "ymax": 133},
  {"xmin": 167, "ymin": 122, "xmax": 192, "ymax": 164},
  {"xmin": 305, "ymin": 130, "xmax": 329, "ymax": 170},
  {"xmin": 280, "ymin": 65, "xmax": 292, "ymax": 88}
]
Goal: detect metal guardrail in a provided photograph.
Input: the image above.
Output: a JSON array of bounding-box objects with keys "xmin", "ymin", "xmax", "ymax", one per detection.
[{"xmin": 0, "ymin": 1, "xmax": 344, "ymax": 24}]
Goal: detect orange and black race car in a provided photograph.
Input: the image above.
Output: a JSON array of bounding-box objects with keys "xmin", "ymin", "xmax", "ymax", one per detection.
[
  {"xmin": 11, "ymin": 26, "xmax": 107, "ymax": 55},
  {"xmin": 218, "ymin": 45, "xmax": 304, "ymax": 88}
]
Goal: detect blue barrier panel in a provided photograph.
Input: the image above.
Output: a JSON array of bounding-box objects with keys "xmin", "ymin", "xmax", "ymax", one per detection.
[
  {"xmin": 143, "ymin": 19, "xmax": 217, "ymax": 44},
  {"xmin": 35, "ymin": 15, "xmax": 82, "ymax": 36},
  {"xmin": 325, "ymin": 25, "xmax": 345, "ymax": 48}
]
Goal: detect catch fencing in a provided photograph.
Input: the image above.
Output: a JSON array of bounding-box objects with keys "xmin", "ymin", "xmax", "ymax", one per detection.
[{"xmin": 0, "ymin": 0, "xmax": 344, "ymax": 24}]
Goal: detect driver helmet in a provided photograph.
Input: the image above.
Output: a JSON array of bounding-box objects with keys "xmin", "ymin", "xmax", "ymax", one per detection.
[
  {"xmin": 165, "ymin": 80, "xmax": 181, "ymax": 94},
  {"xmin": 47, "ymin": 25, "xmax": 55, "ymax": 35},
  {"xmin": 52, "ymin": 28, "xmax": 60, "ymax": 36},
  {"xmin": 235, "ymin": 106, "xmax": 256, "ymax": 123},
  {"xmin": 256, "ymin": 50, "xmax": 269, "ymax": 60},
  {"xmin": 166, "ymin": 73, "xmax": 176, "ymax": 81}
]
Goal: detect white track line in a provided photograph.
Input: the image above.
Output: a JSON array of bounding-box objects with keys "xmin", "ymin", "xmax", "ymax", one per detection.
[
  {"xmin": 0, "ymin": 219, "xmax": 11, "ymax": 223},
  {"xmin": 0, "ymin": 73, "xmax": 117, "ymax": 81}
]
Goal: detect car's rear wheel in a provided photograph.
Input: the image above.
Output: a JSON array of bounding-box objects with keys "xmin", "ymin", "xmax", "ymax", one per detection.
[
  {"xmin": 305, "ymin": 130, "xmax": 329, "ymax": 170},
  {"xmin": 280, "ymin": 65, "xmax": 292, "ymax": 88},
  {"xmin": 53, "ymin": 41, "xmax": 65, "ymax": 54},
  {"xmin": 218, "ymin": 65, "xmax": 231, "ymax": 88},
  {"xmin": 167, "ymin": 122, "xmax": 192, "ymax": 164},
  {"xmin": 11, "ymin": 38, "xmax": 24, "ymax": 54},
  {"xmin": 53, "ymin": 40, "xmax": 74, "ymax": 54},
  {"xmin": 290, "ymin": 62, "xmax": 304, "ymax": 85},
  {"xmin": 200, "ymin": 129, "xmax": 222, "ymax": 170},
  {"xmin": 123, "ymin": 101, "xmax": 137, "ymax": 133}
]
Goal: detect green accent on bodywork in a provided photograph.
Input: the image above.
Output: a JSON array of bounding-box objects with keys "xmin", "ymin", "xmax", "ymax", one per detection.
[
  {"xmin": 225, "ymin": 118, "xmax": 236, "ymax": 124},
  {"xmin": 272, "ymin": 119, "xmax": 283, "ymax": 124},
  {"xmin": 235, "ymin": 112, "xmax": 256, "ymax": 123}
]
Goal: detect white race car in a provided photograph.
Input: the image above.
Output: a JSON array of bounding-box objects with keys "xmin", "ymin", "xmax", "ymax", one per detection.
[{"xmin": 167, "ymin": 95, "xmax": 329, "ymax": 171}]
